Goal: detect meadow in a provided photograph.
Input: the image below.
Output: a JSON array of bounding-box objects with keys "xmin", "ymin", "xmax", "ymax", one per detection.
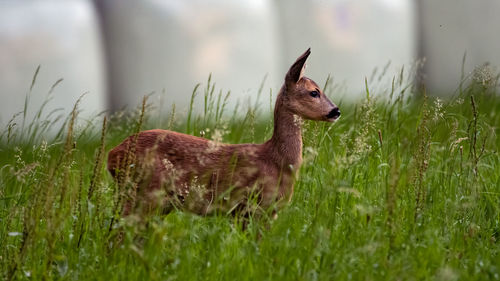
[{"xmin": 1, "ymin": 66, "xmax": 499, "ymax": 280}]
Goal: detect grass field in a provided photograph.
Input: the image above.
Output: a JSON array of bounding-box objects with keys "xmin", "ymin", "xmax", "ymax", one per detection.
[{"xmin": 1, "ymin": 68, "xmax": 500, "ymax": 280}]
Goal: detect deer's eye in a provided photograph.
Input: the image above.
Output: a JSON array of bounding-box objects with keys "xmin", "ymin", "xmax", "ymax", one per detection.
[{"xmin": 310, "ymin": 91, "xmax": 319, "ymax": 98}]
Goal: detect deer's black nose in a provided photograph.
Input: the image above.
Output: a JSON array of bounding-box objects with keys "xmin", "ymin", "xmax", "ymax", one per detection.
[{"xmin": 327, "ymin": 107, "xmax": 340, "ymax": 119}]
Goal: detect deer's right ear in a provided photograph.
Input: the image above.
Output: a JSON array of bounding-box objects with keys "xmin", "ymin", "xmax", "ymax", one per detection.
[{"xmin": 285, "ymin": 48, "xmax": 311, "ymax": 86}]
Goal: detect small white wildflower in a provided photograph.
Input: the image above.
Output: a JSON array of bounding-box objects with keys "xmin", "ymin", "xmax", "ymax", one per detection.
[
  {"xmin": 41, "ymin": 139, "xmax": 48, "ymax": 152},
  {"xmin": 293, "ymin": 114, "xmax": 303, "ymax": 127},
  {"xmin": 211, "ymin": 129, "xmax": 223, "ymax": 143},
  {"xmin": 472, "ymin": 64, "xmax": 495, "ymax": 86},
  {"xmin": 206, "ymin": 127, "xmax": 227, "ymax": 153},
  {"xmin": 433, "ymin": 97, "xmax": 444, "ymax": 121},
  {"xmin": 455, "ymin": 98, "xmax": 464, "ymax": 105},
  {"xmin": 162, "ymin": 158, "xmax": 174, "ymax": 170},
  {"xmin": 303, "ymin": 146, "xmax": 318, "ymax": 164}
]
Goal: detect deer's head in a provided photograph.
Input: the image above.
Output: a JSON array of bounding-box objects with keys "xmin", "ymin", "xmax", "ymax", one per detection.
[{"xmin": 282, "ymin": 48, "xmax": 340, "ymax": 122}]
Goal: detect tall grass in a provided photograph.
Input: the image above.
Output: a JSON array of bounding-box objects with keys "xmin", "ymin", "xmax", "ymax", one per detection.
[{"xmin": 1, "ymin": 65, "xmax": 499, "ymax": 280}]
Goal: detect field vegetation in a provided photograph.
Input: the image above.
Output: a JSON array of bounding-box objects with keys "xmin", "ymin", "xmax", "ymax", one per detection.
[{"xmin": 1, "ymin": 66, "xmax": 499, "ymax": 280}]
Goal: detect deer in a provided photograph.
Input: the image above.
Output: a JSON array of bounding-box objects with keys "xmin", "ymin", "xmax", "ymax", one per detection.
[{"xmin": 107, "ymin": 48, "xmax": 340, "ymax": 218}]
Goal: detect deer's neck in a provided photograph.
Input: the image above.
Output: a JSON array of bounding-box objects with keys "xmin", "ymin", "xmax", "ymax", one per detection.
[{"xmin": 267, "ymin": 94, "xmax": 303, "ymax": 171}]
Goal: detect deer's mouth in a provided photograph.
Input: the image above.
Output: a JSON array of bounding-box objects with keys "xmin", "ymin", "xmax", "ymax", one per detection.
[{"xmin": 326, "ymin": 107, "xmax": 341, "ymax": 121}]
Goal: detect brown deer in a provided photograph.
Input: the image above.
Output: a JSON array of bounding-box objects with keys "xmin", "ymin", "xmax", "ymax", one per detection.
[{"xmin": 107, "ymin": 48, "xmax": 340, "ymax": 217}]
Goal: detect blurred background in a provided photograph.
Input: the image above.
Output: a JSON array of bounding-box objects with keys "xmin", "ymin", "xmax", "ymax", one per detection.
[{"xmin": 1, "ymin": 0, "xmax": 499, "ymax": 125}]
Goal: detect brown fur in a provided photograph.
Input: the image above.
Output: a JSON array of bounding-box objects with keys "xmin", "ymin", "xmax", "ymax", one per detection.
[{"xmin": 107, "ymin": 48, "xmax": 340, "ymax": 216}]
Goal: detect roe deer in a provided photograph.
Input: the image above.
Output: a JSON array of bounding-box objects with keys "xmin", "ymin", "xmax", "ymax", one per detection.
[{"xmin": 108, "ymin": 48, "xmax": 340, "ymax": 216}]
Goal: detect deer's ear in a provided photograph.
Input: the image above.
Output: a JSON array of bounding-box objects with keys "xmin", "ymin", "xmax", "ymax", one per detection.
[{"xmin": 285, "ymin": 48, "xmax": 311, "ymax": 85}]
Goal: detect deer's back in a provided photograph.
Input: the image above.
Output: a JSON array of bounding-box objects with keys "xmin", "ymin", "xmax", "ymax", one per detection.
[
  {"xmin": 108, "ymin": 130, "xmax": 269, "ymax": 189},
  {"xmin": 108, "ymin": 129, "xmax": 227, "ymax": 174}
]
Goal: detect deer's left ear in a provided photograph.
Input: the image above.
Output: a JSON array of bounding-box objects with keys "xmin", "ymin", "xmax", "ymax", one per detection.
[{"xmin": 285, "ymin": 48, "xmax": 311, "ymax": 85}]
